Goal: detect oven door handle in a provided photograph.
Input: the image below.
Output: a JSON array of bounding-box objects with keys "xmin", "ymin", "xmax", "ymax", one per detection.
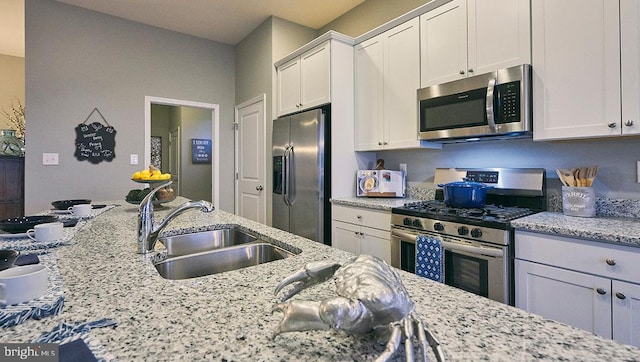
[{"xmin": 391, "ymin": 229, "xmax": 504, "ymax": 258}]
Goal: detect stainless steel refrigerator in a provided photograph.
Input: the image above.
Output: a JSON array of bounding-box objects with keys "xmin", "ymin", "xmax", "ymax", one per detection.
[{"xmin": 272, "ymin": 106, "xmax": 330, "ymax": 244}]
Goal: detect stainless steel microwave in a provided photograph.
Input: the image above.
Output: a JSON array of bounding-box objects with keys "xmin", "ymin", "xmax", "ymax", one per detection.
[{"xmin": 417, "ymin": 64, "xmax": 532, "ymax": 142}]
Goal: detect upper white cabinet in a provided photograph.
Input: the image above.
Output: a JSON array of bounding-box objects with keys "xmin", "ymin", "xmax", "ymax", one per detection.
[
  {"xmin": 515, "ymin": 230, "xmax": 640, "ymax": 348},
  {"xmin": 276, "ymin": 41, "xmax": 330, "ymax": 117},
  {"xmin": 532, "ymin": 0, "xmax": 640, "ymax": 140},
  {"xmin": 355, "ymin": 18, "xmax": 426, "ymax": 151},
  {"xmin": 420, "ymin": 0, "xmax": 531, "ymax": 88}
]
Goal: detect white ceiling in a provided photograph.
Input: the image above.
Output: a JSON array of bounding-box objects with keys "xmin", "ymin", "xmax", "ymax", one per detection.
[{"xmin": 0, "ymin": 0, "xmax": 366, "ymax": 58}]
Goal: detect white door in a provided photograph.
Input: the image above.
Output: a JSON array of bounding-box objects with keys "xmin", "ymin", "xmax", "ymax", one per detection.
[
  {"xmin": 234, "ymin": 95, "xmax": 266, "ymax": 223},
  {"xmin": 612, "ymin": 280, "xmax": 640, "ymax": 348},
  {"xmin": 515, "ymin": 259, "xmax": 612, "ymax": 339},
  {"xmin": 169, "ymin": 127, "xmax": 181, "ymax": 196}
]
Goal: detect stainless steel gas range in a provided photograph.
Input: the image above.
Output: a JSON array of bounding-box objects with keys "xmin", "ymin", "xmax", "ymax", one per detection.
[{"xmin": 390, "ymin": 168, "xmax": 546, "ymax": 305}]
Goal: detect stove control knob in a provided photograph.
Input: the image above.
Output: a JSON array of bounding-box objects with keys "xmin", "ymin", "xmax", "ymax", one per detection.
[
  {"xmin": 434, "ymin": 223, "xmax": 445, "ymax": 231},
  {"xmin": 412, "ymin": 219, "xmax": 422, "ymax": 228},
  {"xmin": 403, "ymin": 218, "xmax": 412, "ymax": 226},
  {"xmin": 457, "ymin": 226, "xmax": 469, "ymax": 235},
  {"xmin": 471, "ymin": 228, "xmax": 483, "ymax": 238}
]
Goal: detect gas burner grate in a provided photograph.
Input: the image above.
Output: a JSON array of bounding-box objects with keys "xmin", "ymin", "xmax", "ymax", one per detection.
[{"xmin": 399, "ymin": 200, "xmax": 536, "ymax": 222}]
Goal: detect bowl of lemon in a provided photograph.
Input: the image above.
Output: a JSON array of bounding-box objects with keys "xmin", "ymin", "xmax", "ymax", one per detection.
[{"xmin": 128, "ymin": 166, "xmax": 175, "ymax": 205}]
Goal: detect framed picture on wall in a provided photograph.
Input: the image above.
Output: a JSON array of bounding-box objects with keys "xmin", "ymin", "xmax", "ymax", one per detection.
[
  {"xmin": 151, "ymin": 136, "xmax": 162, "ymax": 170},
  {"xmin": 191, "ymin": 138, "xmax": 211, "ymax": 164}
]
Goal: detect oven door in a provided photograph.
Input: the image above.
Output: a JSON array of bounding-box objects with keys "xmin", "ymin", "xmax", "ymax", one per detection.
[{"xmin": 391, "ymin": 227, "xmax": 510, "ymax": 304}]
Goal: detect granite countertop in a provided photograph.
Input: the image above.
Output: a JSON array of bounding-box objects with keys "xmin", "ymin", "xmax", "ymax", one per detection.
[
  {"xmin": 330, "ymin": 197, "xmax": 420, "ymax": 211},
  {"xmin": 3, "ymin": 199, "xmax": 640, "ymax": 360},
  {"xmin": 512, "ymin": 212, "xmax": 640, "ymax": 248}
]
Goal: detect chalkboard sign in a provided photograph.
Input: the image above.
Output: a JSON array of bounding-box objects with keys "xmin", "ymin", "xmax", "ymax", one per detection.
[
  {"xmin": 74, "ymin": 108, "xmax": 117, "ymax": 164},
  {"xmin": 191, "ymin": 138, "xmax": 211, "ymax": 164}
]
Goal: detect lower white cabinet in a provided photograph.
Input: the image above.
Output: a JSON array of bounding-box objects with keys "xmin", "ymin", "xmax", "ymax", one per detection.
[
  {"xmin": 515, "ymin": 230, "xmax": 640, "ymax": 348},
  {"xmin": 331, "ymin": 204, "xmax": 391, "ymax": 263}
]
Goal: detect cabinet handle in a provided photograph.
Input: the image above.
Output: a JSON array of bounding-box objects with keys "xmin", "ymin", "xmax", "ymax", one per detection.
[
  {"xmin": 625, "ymin": 120, "xmax": 634, "ymax": 127},
  {"xmin": 378, "ymin": 142, "xmax": 383, "ymax": 146},
  {"xmin": 356, "ymin": 215, "xmax": 363, "ymax": 220},
  {"xmin": 468, "ymin": 69, "xmax": 474, "ymax": 73},
  {"xmin": 616, "ymin": 292, "xmax": 626, "ymax": 300},
  {"xmin": 608, "ymin": 122, "xmax": 617, "ymax": 128},
  {"xmin": 459, "ymin": 70, "xmax": 465, "ymax": 75},
  {"xmin": 605, "ymin": 258, "xmax": 616, "ymax": 266},
  {"xmin": 383, "ymin": 142, "xmax": 388, "ymax": 145},
  {"xmin": 596, "ymin": 288, "xmax": 607, "ymax": 295}
]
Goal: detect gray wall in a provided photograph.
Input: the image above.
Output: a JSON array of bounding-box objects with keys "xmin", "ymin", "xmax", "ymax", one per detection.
[
  {"xmin": 24, "ymin": 0, "xmax": 235, "ymax": 213},
  {"xmin": 178, "ymin": 106, "xmax": 212, "ymax": 202},
  {"xmin": 0, "ymin": 54, "xmax": 24, "ymax": 130},
  {"xmin": 319, "ymin": 0, "xmax": 433, "ymax": 37},
  {"xmin": 235, "ymin": 16, "xmax": 317, "ymax": 225}
]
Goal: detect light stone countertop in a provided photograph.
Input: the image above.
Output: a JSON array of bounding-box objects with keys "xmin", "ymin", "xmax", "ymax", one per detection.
[
  {"xmin": 330, "ymin": 197, "xmax": 419, "ymax": 211},
  {"xmin": 512, "ymin": 212, "xmax": 640, "ymax": 248},
  {"xmin": 2, "ymin": 198, "xmax": 640, "ymax": 361}
]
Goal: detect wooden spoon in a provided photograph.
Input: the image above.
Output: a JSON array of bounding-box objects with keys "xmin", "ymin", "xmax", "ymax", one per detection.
[
  {"xmin": 558, "ymin": 168, "xmax": 575, "ymax": 187},
  {"xmin": 586, "ymin": 165, "xmax": 598, "ymax": 186}
]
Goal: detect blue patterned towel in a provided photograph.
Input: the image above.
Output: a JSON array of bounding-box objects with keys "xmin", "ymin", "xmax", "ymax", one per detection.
[{"xmin": 415, "ymin": 235, "xmax": 445, "ymax": 283}]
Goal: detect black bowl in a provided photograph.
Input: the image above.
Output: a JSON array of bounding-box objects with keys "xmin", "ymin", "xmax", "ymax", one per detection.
[
  {"xmin": 0, "ymin": 215, "xmax": 59, "ymax": 234},
  {"xmin": 51, "ymin": 199, "xmax": 91, "ymax": 210},
  {"xmin": 0, "ymin": 250, "xmax": 20, "ymax": 271}
]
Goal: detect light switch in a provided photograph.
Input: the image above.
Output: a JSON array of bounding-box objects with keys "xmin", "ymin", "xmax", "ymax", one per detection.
[
  {"xmin": 130, "ymin": 154, "xmax": 139, "ymax": 165},
  {"xmin": 42, "ymin": 153, "xmax": 59, "ymax": 165}
]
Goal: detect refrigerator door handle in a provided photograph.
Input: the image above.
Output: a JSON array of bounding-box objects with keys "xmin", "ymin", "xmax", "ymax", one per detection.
[
  {"xmin": 285, "ymin": 145, "xmax": 294, "ymax": 205},
  {"xmin": 283, "ymin": 145, "xmax": 291, "ymax": 206}
]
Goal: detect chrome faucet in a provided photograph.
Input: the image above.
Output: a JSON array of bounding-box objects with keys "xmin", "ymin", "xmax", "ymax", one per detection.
[{"xmin": 137, "ymin": 180, "xmax": 214, "ymax": 254}]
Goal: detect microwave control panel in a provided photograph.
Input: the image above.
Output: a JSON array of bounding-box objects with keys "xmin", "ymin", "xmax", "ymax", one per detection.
[{"xmin": 496, "ymin": 81, "xmax": 520, "ymax": 123}]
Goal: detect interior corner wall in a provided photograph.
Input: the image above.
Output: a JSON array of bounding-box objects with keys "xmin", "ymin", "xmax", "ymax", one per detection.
[
  {"xmin": 319, "ymin": 0, "xmax": 434, "ymax": 37},
  {"xmin": 25, "ymin": 0, "xmax": 235, "ymax": 213},
  {"xmin": 0, "ymin": 54, "xmax": 25, "ymax": 130}
]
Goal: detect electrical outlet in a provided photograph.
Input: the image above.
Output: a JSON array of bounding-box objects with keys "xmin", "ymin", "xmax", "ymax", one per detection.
[
  {"xmin": 42, "ymin": 153, "xmax": 59, "ymax": 165},
  {"xmin": 130, "ymin": 154, "xmax": 139, "ymax": 165}
]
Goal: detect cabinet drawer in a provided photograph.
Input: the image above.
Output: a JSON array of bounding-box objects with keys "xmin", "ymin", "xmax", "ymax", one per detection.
[
  {"xmin": 332, "ymin": 204, "xmax": 390, "ymax": 231},
  {"xmin": 516, "ymin": 230, "xmax": 640, "ymax": 283}
]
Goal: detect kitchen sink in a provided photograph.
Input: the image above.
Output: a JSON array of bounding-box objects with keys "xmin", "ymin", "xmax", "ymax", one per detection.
[
  {"xmin": 154, "ymin": 243, "xmax": 295, "ymax": 280},
  {"xmin": 159, "ymin": 227, "xmax": 258, "ymax": 256}
]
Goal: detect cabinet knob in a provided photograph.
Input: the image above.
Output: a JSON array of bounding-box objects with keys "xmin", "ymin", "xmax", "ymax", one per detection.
[
  {"xmin": 356, "ymin": 215, "xmax": 362, "ymax": 220},
  {"xmin": 459, "ymin": 70, "xmax": 465, "ymax": 75},
  {"xmin": 596, "ymin": 288, "xmax": 607, "ymax": 295},
  {"xmin": 616, "ymin": 292, "xmax": 626, "ymax": 300},
  {"xmin": 625, "ymin": 120, "xmax": 634, "ymax": 127},
  {"xmin": 605, "ymin": 258, "xmax": 616, "ymax": 266},
  {"xmin": 608, "ymin": 122, "xmax": 617, "ymax": 128},
  {"xmin": 468, "ymin": 69, "xmax": 474, "ymax": 73},
  {"xmin": 383, "ymin": 142, "xmax": 388, "ymax": 145},
  {"xmin": 378, "ymin": 142, "xmax": 383, "ymax": 146}
]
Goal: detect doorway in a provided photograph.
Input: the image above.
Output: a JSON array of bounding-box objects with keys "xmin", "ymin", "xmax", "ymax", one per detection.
[{"xmin": 145, "ymin": 96, "xmax": 219, "ymax": 208}]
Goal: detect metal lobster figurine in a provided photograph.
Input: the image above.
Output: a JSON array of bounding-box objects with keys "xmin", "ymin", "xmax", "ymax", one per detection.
[{"xmin": 272, "ymin": 254, "xmax": 445, "ymax": 361}]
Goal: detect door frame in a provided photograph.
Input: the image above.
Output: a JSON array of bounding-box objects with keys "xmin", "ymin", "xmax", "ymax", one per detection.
[
  {"xmin": 144, "ymin": 96, "xmax": 220, "ymax": 209},
  {"xmin": 234, "ymin": 94, "xmax": 267, "ymax": 222}
]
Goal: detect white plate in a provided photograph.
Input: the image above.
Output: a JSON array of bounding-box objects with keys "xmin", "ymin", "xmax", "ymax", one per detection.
[
  {"xmin": 0, "ymin": 232, "xmax": 29, "ymax": 239},
  {"xmin": 49, "ymin": 209, "xmax": 72, "ymax": 214}
]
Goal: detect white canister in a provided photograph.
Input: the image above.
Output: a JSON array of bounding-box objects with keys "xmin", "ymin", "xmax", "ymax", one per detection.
[{"xmin": 562, "ymin": 186, "xmax": 596, "ymax": 217}]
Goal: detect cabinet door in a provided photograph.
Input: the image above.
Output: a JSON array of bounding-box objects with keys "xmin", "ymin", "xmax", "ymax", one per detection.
[
  {"xmin": 360, "ymin": 227, "xmax": 391, "ymax": 264},
  {"xmin": 621, "ymin": 0, "xmax": 640, "ymax": 135},
  {"xmin": 384, "ymin": 17, "xmax": 422, "ymax": 149},
  {"xmin": 516, "ymin": 260, "xmax": 612, "ymax": 338},
  {"xmin": 300, "ymin": 42, "xmax": 331, "ymax": 110},
  {"xmin": 613, "ymin": 280, "xmax": 640, "ymax": 348},
  {"xmin": 332, "ymin": 220, "xmax": 360, "ymax": 255},
  {"xmin": 532, "ymin": 0, "xmax": 621, "ymax": 140},
  {"xmin": 420, "ymin": 0, "xmax": 468, "ymax": 87},
  {"xmin": 277, "ymin": 57, "xmax": 301, "ymax": 117},
  {"xmin": 354, "ymin": 36, "xmax": 385, "ymax": 151},
  {"xmin": 468, "ymin": 0, "xmax": 531, "ymax": 76}
]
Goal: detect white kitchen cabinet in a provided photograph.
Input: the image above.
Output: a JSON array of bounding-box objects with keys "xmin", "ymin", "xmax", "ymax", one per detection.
[
  {"xmin": 355, "ymin": 18, "xmax": 431, "ymax": 151},
  {"xmin": 276, "ymin": 41, "xmax": 330, "ymax": 117},
  {"xmin": 331, "ymin": 204, "xmax": 391, "ymax": 263},
  {"xmin": 532, "ymin": 0, "xmax": 640, "ymax": 140},
  {"xmin": 515, "ymin": 230, "xmax": 640, "ymax": 348},
  {"xmin": 420, "ymin": 0, "xmax": 531, "ymax": 87}
]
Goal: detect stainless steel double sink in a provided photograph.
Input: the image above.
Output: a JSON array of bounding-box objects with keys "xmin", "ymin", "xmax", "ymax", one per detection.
[{"xmin": 153, "ymin": 226, "xmax": 296, "ymax": 280}]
